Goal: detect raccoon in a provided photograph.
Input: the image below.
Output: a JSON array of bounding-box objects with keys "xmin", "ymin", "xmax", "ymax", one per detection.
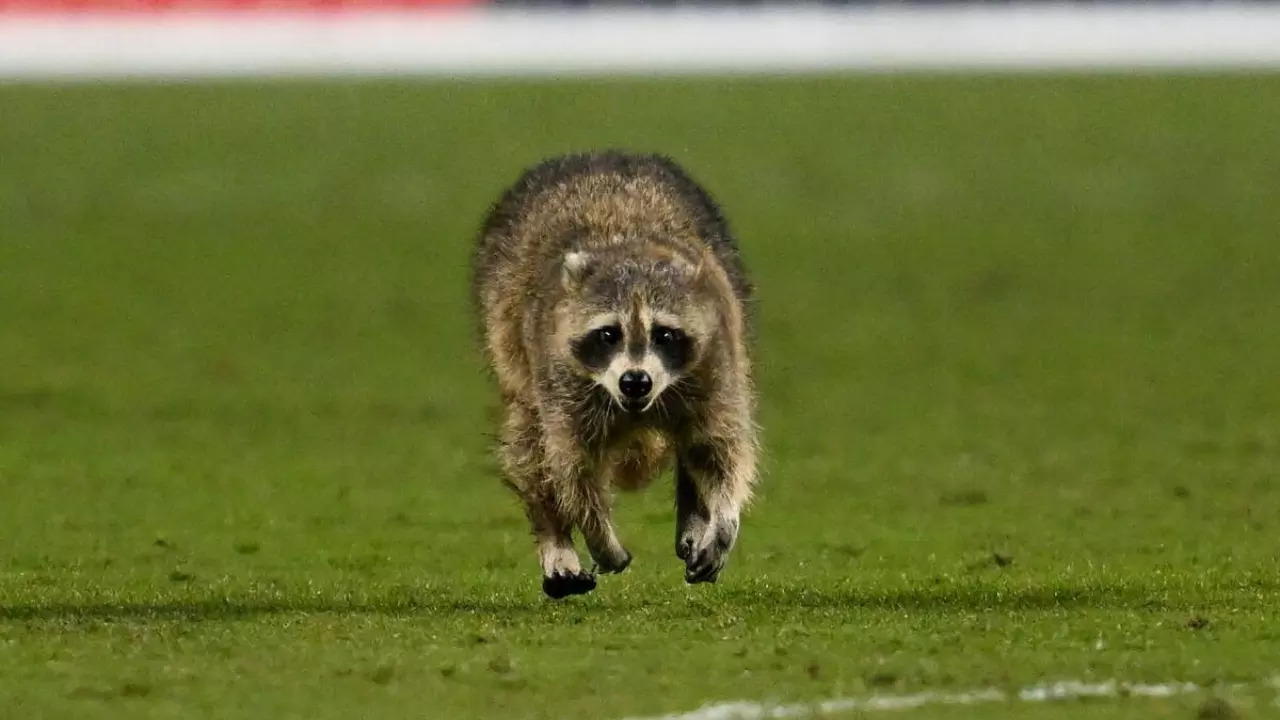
[{"xmin": 471, "ymin": 151, "xmax": 758, "ymax": 599}]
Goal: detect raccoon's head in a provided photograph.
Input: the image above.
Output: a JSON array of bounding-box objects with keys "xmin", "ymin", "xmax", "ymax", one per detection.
[{"xmin": 556, "ymin": 247, "xmax": 719, "ymax": 413}]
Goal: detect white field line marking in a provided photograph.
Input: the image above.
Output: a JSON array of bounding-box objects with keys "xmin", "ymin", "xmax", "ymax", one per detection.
[
  {"xmin": 616, "ymin": 679, "xmax": 1209, "ymax": 720},
  {"xmin": 3, "ymin": 4, "xmax": 1280, "ymax": 80}
]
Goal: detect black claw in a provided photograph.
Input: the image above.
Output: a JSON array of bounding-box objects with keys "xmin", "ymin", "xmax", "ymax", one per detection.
[
  {"xmin": 542, "ymin": 571, "xmax": 597, "ymax": 600},
  {"xmin": 684, "ymin": 565, "xmax": 720, "ymax": 584},
  {"xmin": 684, "ymin": 551, "xmax": 726, "ymax": 584}
]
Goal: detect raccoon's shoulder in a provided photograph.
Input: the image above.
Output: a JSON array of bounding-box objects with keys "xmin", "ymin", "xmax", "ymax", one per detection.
[
  {"xmin": 628, "ymin": 153, "xmax": 753, "ymax": 305},
  {"xmin": 479, "ymin": 152, "xmax": 720, "ymax": 238},
  {"xmin": 476, "ymin": 150, "xmax": 755, "ymax": 314},
  {"xmin": 547, "ymin": 151, "xmax": 753, "ymax": 301}
]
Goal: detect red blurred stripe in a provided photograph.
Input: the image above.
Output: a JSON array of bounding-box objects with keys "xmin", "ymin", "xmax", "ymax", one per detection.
[{"xmin": 0, "ymin": 0, "xmax": 486, "ymax": 11}]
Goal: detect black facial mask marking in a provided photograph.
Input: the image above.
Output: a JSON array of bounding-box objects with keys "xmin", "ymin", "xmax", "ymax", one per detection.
[
  {"xmin": 573, "ymin": 325, "xmax": 623, "ymax": 371},
  {"xmin": 651, "ymin": 325, "xmax": 692, "ymax": 372}
]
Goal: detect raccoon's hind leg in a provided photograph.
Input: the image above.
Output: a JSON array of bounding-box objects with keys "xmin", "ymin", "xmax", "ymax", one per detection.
[
  {"xmin": 574, "ymin": 480, "xmax": 633, "ymax": 576},
  {"xmin": 500, "ymin": 401, "xmax": 596, "ymax": 599},
  {"xmin": 675, "ymin": 432, "xmax": 756, "ymax": 584},
  {"xmin": 579, "ymin": 434, "xmax": 670, "ymax": 575},
  {"xmin": 542, "ymin": 433, "xmax": 632, "ymax": 576}
]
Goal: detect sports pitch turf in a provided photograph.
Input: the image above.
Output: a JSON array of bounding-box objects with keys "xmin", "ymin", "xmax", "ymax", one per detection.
[{"xmin": 1, "ymin": 75, "xmax": 1278, "ymax": 719}]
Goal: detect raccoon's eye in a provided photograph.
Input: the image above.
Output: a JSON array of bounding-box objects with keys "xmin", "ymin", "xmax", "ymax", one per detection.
[
  {"xmin": 651, "ymin": 325, "xmax": 692, "ymax": 371},
  {"xmin": 652, "ymin": 326, "xmax": 685, "ymax": 347},
  {"xmin": 596, "ymin": 326, "xmax": 622, "ymax": 346},
  {"xmin": 573, "ymin": 325, "xmax": 621, "ymax": 371}
]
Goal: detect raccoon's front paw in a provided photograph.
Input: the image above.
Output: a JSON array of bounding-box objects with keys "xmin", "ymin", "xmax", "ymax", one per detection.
[
  {"xmin": 542, "ymin": 570, "xmax": 597, "ymax": 599},
  {"xmin": 677, "ymin": 514, "xmax": 739, "ymax": 584}
]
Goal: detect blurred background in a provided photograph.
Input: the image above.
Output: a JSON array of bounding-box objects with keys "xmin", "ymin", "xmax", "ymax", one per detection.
[{"xmin": 3, "ymin": 0, "xmax": 1280, "ymax": 79}]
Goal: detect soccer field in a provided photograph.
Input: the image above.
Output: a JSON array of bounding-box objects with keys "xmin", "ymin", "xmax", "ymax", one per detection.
[{"xmin": 1, "ymin": 76, "xmax": 1278, "ymax": 719}]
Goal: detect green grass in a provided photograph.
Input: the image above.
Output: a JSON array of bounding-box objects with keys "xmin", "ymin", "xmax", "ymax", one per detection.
[{"xmin": 2, "ymin": 75, "xmax": 1279, "ymax": 719}]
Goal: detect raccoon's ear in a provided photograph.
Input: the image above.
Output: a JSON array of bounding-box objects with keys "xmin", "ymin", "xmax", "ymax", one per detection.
[{"xmin": 562, "ymin": 251, "xmax": 593, "ymax": 291}]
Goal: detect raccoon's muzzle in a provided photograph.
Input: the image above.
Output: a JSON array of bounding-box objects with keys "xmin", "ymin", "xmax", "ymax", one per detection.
[{"xmin": 619, "ymin": 370, "xmax": 652, "ymax": 400}]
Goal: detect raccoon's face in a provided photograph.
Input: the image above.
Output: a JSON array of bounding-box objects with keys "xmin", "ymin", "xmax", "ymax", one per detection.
[{"xmin": 559, "ymin": 249, "xmax": 714, "ymax": 413}]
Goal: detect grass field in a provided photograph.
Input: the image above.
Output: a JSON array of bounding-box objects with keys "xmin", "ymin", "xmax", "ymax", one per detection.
[{"xmin": 2, "ymin": 75, "xmax": 1279, "ymax": 719}]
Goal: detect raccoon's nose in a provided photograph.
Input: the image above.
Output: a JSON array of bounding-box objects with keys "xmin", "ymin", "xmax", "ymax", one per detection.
[{"xmin": 619, "ymin": 370, "xmax": 653, "ymax": 399}]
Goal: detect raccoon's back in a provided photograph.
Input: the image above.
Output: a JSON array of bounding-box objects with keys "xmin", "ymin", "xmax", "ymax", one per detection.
[{"xmin": 471, "ymin": 151, "xmax": 752, "ymax": 314}]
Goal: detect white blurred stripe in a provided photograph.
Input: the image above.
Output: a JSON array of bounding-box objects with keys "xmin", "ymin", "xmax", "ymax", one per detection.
[
  {"xmin": 616, "ymin": 679, "xmax": 1214, "ymax": 720},
  {"xmin": 3, "ymin": 3, "xmax": 1280, "ymax": 80}
]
